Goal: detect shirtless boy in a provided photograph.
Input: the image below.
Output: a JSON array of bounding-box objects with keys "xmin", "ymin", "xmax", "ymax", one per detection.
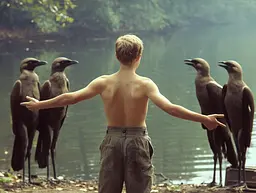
[{"xmin": 21, "ymin": 34, "xmax": 225, "ymax": 193}]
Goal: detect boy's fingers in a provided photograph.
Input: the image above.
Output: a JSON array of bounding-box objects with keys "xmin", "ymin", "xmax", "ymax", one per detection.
[
  {"xmin": 217, "ymin": 120, "xmax": 226, "ymax": 128},
  {"xmin": 214, "ymin": 114, "xmax": 225, "ymax": 118},
  {"xmin": 26, "ymin": 96, "xmax": 37, "ymax": 102},
  {"xmin": 20, "ymin": 102, "xmax": 27, "ymax": 106}
]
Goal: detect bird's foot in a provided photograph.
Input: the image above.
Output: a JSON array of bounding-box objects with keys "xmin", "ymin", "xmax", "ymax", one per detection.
[
  {"xmin": 207, "ymin": 181, "xmax": 218, "ymax": 187},
  {"xmin": 217, "ymin": 183, "xmax": 223, "ymax": 188},
  {"xmin": 29, "ymin": 181, "xmax": 42, "ymax": 186},
  {"xmin": 47, "ymin": 177, "xmax": 61, "ymax": 185},
  {"xmin": 228, "ymin": 182, "xmax": 247, "ymax": 189}
]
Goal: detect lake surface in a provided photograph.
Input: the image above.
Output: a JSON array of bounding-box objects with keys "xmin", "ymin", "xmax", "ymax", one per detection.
[{"xmin": 0, "ymin": 24, "xmax": 255, "ymax": 184}]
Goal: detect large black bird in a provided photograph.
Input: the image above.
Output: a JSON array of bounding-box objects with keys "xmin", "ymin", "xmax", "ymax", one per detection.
[
  {"xmin": 10, "ymin": 58, "xmax": 47, "ymax": 183},
  {"xmin": 35, "ymin": 57, "xmax": 78, "ymax": 180},
  {"xmin": 184, "ymin": 58, "xmax": 238, "ymax": 186},
  {"xmin": 218, "ymin": 60, "xmax": 254, "ymax": 187}
]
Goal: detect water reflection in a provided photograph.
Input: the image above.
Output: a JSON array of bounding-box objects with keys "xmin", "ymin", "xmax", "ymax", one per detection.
[{"xmin": 0, "ymin": 24, "xmax": 255, "ymax": 184}]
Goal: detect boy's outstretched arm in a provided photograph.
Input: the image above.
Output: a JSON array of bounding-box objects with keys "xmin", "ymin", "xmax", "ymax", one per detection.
[
  {"xmin": 20, "ymin": 76, "xmax": 106, "ymax": 111},
  {"xmin": 145, "ymin": 78, "xmax": 225, "ymax": 130}
]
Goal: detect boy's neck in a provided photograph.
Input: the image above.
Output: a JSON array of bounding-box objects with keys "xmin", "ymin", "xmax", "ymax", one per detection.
[{"xmin": 118, "ymin": 63, "xmax": 137, "ymax": 74}]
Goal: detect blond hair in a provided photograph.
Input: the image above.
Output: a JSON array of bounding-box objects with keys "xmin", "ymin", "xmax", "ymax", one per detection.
[{"xmin": 115, "ymin": 34, "xmax": 144, "ymax": 65}]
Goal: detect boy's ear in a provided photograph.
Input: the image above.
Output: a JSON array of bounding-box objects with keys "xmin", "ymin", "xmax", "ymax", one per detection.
[{"xmin": 135, "ymin": 55, "xmax": 141, "ymax": 62}]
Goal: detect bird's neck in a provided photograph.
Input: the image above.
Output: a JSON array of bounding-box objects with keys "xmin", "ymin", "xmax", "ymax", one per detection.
[
  {"xmin": 21, "ymin": 69, "xmax": 36, "ymax": 76},
  {"xmin": 51, "ymin": 71, "xmax": 65, "ymax": 76},
  {"xmin": 195, "ymin": 74, "xmax": 213, "ymax": 86},
  {"xmin": 196, "ymin": 72, "xmax": 210, "ymax": 79},
  {"xmin": 228, "ymin": 73, "xmax": 242, "ymax": 83}
]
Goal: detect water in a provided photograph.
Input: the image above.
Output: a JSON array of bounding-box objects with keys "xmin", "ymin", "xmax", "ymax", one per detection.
[{"xmin": 0, "ymin": 24, "xmax": 256, "ymax": 184}]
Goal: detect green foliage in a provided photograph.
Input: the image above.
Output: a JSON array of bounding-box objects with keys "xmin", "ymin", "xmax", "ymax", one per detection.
[
  {"xmin": 1, "ymin": 0, "xmax": 256, "ymax": 34},
  {"xmin": 0, "ymin": 177, "xmax": 13, "ymax": 183},
  {"xmin": 117, "ymin": 0, "xmax": 167, "ymax": 31},
  {"xmin": 69, "ymin": 0, "xmax": 256, "ymax": 33},
  {"xmin": 0, "ymin": 0, "xmax": 76, "ymax": 33}
]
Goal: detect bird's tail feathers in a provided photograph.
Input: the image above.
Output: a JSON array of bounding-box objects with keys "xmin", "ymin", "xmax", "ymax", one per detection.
[
  {"xmin": 11, "ymin": 134, "xmax": 27, "ymax": 171},
  {"xmin": 35, "ymin": 130, "xmax": 50, "ymax": 168},
  {"xmin": 225, "ymin": 135, "xmax": 239, "ymax": 168},
  {"xmin": 222, "ymin": 143, "xmax": 227, "ymax": 158}
]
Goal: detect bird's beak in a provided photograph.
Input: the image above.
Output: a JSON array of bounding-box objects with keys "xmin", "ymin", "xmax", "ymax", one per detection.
[
  {"xmin": 68, "ymin": 60, "xmax": 79, "ymax": 65},
  {"xmin": 37, "ymin": 60, "xmax": 47, "ymax": 66},
  {"xmin": 184, "ymin": 59, "xmax": 194, "ymax": 66},
  {"xmin": 218, "ymin": 61, "xmax": 228, "ymax": 69}
]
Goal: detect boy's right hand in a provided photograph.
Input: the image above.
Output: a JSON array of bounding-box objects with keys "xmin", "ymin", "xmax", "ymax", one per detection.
[
  {"xmin": 203, "ymin": 114, "xmax": 226, "ymax": 130},
  {"xmin": 20, "ymin": 96, "xmax": 40, "ymax": 111}
]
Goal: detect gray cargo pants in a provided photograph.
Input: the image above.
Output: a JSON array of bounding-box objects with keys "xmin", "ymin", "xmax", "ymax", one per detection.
[{"xmin": 98, "ymin": 126, "xmax": 154, "ymax": 193}]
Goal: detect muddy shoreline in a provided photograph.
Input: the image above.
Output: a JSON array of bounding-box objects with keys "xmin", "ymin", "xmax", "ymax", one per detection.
[
  {"xmin": 0, "ymin": 171, "xmax": 254, "ymax": 192},
  {"xmin": 0, "ymin": 176, "xmax": 252, "ymax": 193},
  {"xmin": 0, "ymin": 182, "xmax": 249, "ymax": 193}
]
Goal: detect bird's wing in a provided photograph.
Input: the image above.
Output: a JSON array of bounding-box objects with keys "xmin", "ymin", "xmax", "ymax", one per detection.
[
  {"xmin": 221, "ymin": 84, "xmax": 231, "ymax": 129},
  {"xmin": 38, "ymin": 80, "xmax": 51, "ymax": 131},
  {"xmin": 10, "ymin": 80, "xmax": 22, "ymax": 135},
  {"xmin": 66, "ymin": 78, "xmax": 70, "ymax": 90},
  {"xmin": 204, "ymin": 82, "xmax": 225, "ymax": 129},
  {"xmin": 208, "ymin": 83, "xmax": 238, "ymax": 165},
  {"xmin": 206, "ymin": 81, "xmax": 223, "ymax": 113},
  {"xmin": 35, "ymin": 82, "xmax": 41, "ymax": 99},
  {"xmin": 242, "ymin": 86, "xmax": 255, "ymax": 147},
  {"xmin": 40, "ymin": 80, "xmax": 51, "ymax": 100},
  {"xmin": 60, "ymin": 78, "xmax": 70, "ymax": 128}
]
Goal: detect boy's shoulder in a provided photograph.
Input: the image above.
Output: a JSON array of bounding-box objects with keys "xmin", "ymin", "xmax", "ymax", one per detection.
[
  {"xmin": 136, "ymin": 75, "xmax": 155, "ymax": 84},
  {"xmin": 95, "ymin": 73, "xmax": 156, "ymax": 86},
  {"xmin": 95, "ymin": 74, "xmax": 112, "ymax": 81}
]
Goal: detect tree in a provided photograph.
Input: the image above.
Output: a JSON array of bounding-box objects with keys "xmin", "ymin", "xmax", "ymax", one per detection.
[{"xmin": 0, "ymin": 0, "xmax": 76, "ymax": 33}]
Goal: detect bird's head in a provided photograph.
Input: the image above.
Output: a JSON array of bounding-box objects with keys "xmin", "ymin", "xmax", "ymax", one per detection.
[
  {"xmin": 218, "ymin": 60, "xmax": 243, "ymax": 80},
  {"xmin": 218, "ymin": 60, "xmax": 242, "ymax": 73},
  {"xmin": 20, "ymin": 58, "xmax": 47, "ymax": 72},
  {"xmin": 184, "ymin": 58, "xmax": 210, "ymax": 76},
  {"xmin": 51, "ymin": 57, "xmax": 79, "ymax": 73}
]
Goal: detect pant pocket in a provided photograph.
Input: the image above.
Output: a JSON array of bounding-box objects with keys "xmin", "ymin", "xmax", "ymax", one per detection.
[
  {"xmin": 126, "ymin": 136, "xmax": 154, "ymax": 174},
  {"xmin": 100, "ymin": 135, "xmax": 123, "ymax": 171},
  {"xmin": 147, "ymin": 137, "xmax": 154, "ymax": 159}
]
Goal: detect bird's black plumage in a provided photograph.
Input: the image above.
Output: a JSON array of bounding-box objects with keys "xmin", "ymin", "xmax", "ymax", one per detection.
[
  {"xmin": 185, "ymin": 58, "xmax": 238, "ymax": 187},
  {"xmin": 10, "ymin": 58, "xmax": 47, "ymax": 183},
  {"xmin": 219, "ymin": 60, "xmax": 254, "ymax": 187},
  {"xmin": 35, "ymin": 57, "xmax": 78, "ymax": 180}
]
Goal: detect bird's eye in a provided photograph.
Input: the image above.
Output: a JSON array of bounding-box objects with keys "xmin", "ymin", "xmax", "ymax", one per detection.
[{"xmin": 227, "ymin": 63, "xmax": 234, "ymax": 67}]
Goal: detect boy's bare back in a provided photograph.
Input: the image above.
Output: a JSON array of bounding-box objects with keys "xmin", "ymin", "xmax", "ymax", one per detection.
[{"xmin": 100, "ymin": 72, "xmax": 149, "ymax": 127}]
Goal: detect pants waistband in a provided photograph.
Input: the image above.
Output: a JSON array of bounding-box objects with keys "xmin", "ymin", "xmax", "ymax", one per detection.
[{"xmin": 106, "ymin": 126, "xmax": 148, "ymax": 136}]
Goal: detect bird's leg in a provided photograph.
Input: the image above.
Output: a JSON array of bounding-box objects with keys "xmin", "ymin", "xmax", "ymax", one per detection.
[
  {"xmin": 51, "ymin": 132, "xmax": 59, "ymax": 180},
  {"xmin": 231, "ymin": 152, "xmax": 247, "ymax": 189},
  {"xmin": 28, "ymin": 153, "xmax": 31, "ymax": 184},
  {"xmin": 242, "ymin": 150, "xmax": 247, "ymax": 188},
  {"xmin": 51, "ymin": 148, "xmax": 57, "ymax": 179},
  {"xmin": 228, "ymin": 140, "xmax": 241, "ymax": 188},
  {"xmin": 23, "ymin": 159, "xmax": 25, "ymax": 184},
  {"xmin": 208, "ymin": 154, "xmax": 217, "ymax": 187},
  {"xmin": 238, "ymin": 152, "xmax": 242, "ymax": 184},
  {"xmin": 27, "ymin": 128, "xmax": 36, "ymax": 184},
  {"xmin": 218, "ymin": 153, "xmax": 223, "ymax": 187},
  {"xmin": 47, "ymin": 154, "xmax": 50, "ymax": 181}
]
